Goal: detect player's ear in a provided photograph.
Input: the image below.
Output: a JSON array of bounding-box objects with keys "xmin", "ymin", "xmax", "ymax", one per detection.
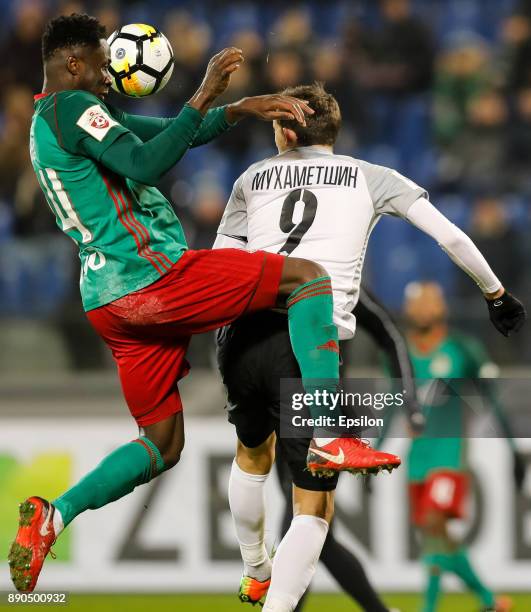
[
  {"xmin": 66, "ymin": 55, "xmax": 82, "ymax": 77},
  {"xmin": 283, "ymin": 127, "xmax": 298, "ymax": 146}
]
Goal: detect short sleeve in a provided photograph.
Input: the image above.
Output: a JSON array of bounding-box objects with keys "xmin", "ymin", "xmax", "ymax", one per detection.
[
  {"xmin": 55, "ymin": 90, "xmax": 129, "ymax": 159},
  {"xmin": 217, "ymin": 174, "xmax": 248, "ymax": 242},
  {"xmin": 358, "ymin": 160, "xmax": 427, "ymax": 218}
]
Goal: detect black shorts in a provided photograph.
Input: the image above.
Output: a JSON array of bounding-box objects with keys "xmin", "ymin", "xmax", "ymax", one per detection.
[{"xmin": 216, "ymin": 310, "xmax": 339, "ymax": 492}]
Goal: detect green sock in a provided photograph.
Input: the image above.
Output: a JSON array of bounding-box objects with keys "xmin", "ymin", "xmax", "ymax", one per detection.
[
  {"xmin": 423, "ymin": 548, "xmax": 495, "ymax": 608},
  {"xmin": 287, "ymin": 276, "xmax": 339, "ymax": 421},
  {"xmin": 450, "ymin": 548, "xmax": 495, "ymax": 607},
  {"xmin": 422, "ymin": 569, "xmax": 442, "ymax": 612},
  {"xmin": 53, "ymin": 437, "xmax": 164, "ymax": 527}
]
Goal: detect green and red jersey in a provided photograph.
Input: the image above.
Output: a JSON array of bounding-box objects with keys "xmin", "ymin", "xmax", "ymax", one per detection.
[{"xmin": 30, "ymin": 90, "xmax": 230, "ymax": 311}]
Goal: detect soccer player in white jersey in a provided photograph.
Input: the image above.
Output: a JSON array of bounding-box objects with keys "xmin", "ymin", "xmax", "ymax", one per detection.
[{"xmin": 214, "ymin": 83, "xmax": 526, "ymax": 611}]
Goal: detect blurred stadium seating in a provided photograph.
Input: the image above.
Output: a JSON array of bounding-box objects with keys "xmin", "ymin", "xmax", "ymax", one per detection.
[{"xmin": 0, "ymin": 0, "xmax": 529, "ymax": 370}]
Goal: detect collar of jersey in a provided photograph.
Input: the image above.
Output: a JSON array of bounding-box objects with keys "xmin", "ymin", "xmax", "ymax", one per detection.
[{"xmin": 281, "ymin": 145, "xmax": 335, "ymax": 157}]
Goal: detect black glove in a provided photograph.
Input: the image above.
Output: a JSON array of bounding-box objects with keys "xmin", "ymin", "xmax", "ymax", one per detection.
[
  {"xmin": 486, "ymin": 291, "xmax": 527, "ymax": 337},
  {"xmin": 513, "ymin": 451, "xmax": 526, "ymax": 492}
]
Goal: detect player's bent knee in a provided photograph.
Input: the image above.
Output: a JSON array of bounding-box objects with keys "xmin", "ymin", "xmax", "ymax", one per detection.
[
  {"xmin": 161, "ymin": 447, "xmax": 182, "ymax": 470},
  {"xmin": 279, "ymin": 257, "xmax": 330, "ymax": 297},
  {"xmin": 159, "ymin": 437, "xmax": 185, "ymax": 470},
  {"xmin": 143, "ymin": 412, "xmax": 185, "ymax": 471},
  {"xmin": 296, "ymin": 258, "xmax": 328, "ymax": 285}
]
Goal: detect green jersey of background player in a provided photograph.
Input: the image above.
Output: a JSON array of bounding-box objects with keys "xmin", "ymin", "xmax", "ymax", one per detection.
[{"xmin": 402, "ymin": 282, "xmax": 522, "ymax": 612}]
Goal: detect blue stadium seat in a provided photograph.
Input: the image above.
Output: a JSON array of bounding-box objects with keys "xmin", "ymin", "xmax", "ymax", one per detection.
[
  {"xmin": 0, "ymin": 237, "xmax": 73, "ymax": 317},
  {"xmin": 434, "ymin": 193, "xmax": 470, "ymax": 227},
  {"xmin": 0, "ymin": 202, "xmax": 14, "ymax": 243},
  {"xmin": 504, "ymin": 195, "xmax": 531, "ymax": 228},
  {"xmin": 365, "ymin": 216, "xmax": 421, "ymax": 308},
  {"xmin": 213, "ymin": 4, "xmax": 261, "ymax": 47}
]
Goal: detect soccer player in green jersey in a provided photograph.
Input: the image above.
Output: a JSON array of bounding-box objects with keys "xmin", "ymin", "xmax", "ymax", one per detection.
[
  {"xmin": 7, "ymin": 13, "xmax": 396, "ymax": 593},
  {"xmin": 394, "ymin": 282, "xmax": 521, "ymax": 612}
]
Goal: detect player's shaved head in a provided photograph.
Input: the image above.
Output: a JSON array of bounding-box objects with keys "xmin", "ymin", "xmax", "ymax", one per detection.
[
  {"xmin": 277, "ymin": 82, "xmax": 341, "ymax": 147},
  {"xmin": 404, "ymin": 281, "xmax": 448, "ymax": 331}
]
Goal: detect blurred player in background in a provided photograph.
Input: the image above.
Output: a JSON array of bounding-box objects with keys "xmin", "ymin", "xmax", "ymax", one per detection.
[
  {"xmin": 381, "ymin": 281, "xmax": 524, "ymax": 612},
  {"xmin": 215, "ymin": 83, "xmax": 526, "ymax": 611},
  {"xmin": 275, "ymin": 286, "xmax": 421, "ymax": 612},
  {"xmin": 8, "ymin": 13, "xmax": 350, "ymax": 593}
]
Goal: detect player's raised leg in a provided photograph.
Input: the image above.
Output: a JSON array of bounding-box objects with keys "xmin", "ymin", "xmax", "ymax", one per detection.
[
  {"xmin": 277, "ymin": 258, "xmax": 340, "ymax": 402},
  {"xmin": 278, "ymin": 258, "xmax": 401, "ymax": 475}
]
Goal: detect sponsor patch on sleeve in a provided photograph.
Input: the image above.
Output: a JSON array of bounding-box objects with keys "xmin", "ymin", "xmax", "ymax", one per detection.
[{"xmin": 76, "ymin": 104, "xmax": 119, "ymax": 142}]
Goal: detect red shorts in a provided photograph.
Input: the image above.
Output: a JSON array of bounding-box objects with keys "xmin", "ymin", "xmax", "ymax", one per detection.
[
  {"xmin": 87, "ymin": 248, "xmax": 284, "ymax": 427},
  {"xmin": 409, "ymin": 470, "xmax": 468, "ymax": 526}
]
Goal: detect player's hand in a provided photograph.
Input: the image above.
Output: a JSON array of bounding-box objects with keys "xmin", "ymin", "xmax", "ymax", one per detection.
[
  {"xmin": 226, "ymin": 95, "xmax": 315, "ymax": 125},
  {"xmin": 485, "ymin": 291, "xmax": 527, "ymax": 337},
  {"xmin": 188, "ymin": 47, "xmax": 244, "ymax": 113},
  {"xmin": 513, "ymin": 451, "xmax": 526, "ymax": 491}
]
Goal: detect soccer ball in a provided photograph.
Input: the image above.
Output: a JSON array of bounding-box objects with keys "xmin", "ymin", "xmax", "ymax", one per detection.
[{"xmin": 107, "ymin": 24, "xmax": 174, "ymax": 97}]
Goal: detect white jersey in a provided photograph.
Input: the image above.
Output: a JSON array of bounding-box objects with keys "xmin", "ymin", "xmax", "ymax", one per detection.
[{"xmin": 216, "ymin": 146, "xmax": 426, "ymax": 340}]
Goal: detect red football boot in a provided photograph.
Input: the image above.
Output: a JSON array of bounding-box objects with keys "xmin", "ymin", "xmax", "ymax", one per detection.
[
  {"xmin": 307, "ymin": 437, "xmax": 401, "ymax": 477},
  {"xmin": 8, "ymin": 497, "xmax": 57, "ymax": 592}
]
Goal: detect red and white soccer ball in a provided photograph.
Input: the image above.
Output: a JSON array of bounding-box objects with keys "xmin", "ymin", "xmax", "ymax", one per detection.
[{"xmin": 107, "ymin": 24, "xmax": 174, "ymax": 97}]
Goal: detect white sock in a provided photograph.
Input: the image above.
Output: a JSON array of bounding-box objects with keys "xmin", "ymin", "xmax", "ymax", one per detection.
[
  {"xmin": 262, "ymin": 514, "xmax": 329, "ymax": 612},
  {"xmin": 52, "ymin": 505, "xmax": 64, "ymax": 536},
  {"xmin": 228, "ymin": 458, "xmax": 272, "ymax": 581}
]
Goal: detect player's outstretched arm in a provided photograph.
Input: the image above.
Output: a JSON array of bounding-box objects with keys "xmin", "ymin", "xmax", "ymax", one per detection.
[
  {"xmin": 109, "ymin": 94, "xmax": 313, "ymax": 148},
  {"xmin": 107, "ymin": 106, "xmax": 232, "ymax": 145},
  {"xmin": 405, "ymin": 197, "xmax": 527, "ymax": 336},
  {"xmin": 359, "ymin": 161, "xmax": 525, "ymax": 336},
  {"xmin": 190, "ymin": 95, "xmax": 314, "ymax": 148},
  {"xmin": 106, "ymin": 48, "xmax": 244, "ymax": 143},
  {"xmin": 224, "ymin": 95, "xmax": 314, "ymax": 125},
  {"xmin": 95, "ymin": 107, "xmax": 203, "ymax": 185},
  {"xmin": 106, "ymin": 43, "xmax": 311, "ymax": 146},
  {"xmin": 105, "ymin": 109, "xmax": 172, "ymax": 142},
  {"xmin": 81, "ymin": 48, "xmax": 244, "ymax": 185}
]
